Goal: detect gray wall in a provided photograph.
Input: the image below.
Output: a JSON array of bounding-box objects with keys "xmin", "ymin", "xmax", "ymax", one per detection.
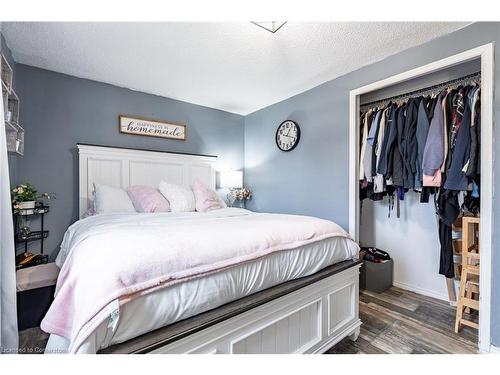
[
  {"xmin": 1, "ymin": 32, "xmax": 18, "ymax": 184},
  {"xmin": 244, "ymin": 22, "xmax": 500, "ymax": 346},
  {"xmin": 14, "ymin": 64, "xmax": 244, "ymax": 260}
]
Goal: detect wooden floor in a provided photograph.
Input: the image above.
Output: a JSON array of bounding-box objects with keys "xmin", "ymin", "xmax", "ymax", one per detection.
[
  {"xmin": 19, "ymin": 327, "xmax": 49, "ymax": 354},
  {"xmin": 326, "ymin": 286, "xmax": 478, "ymax": 354},
  {"xmin": 19, "ymin": 286, "xmax": 478, "ymax": 354}
]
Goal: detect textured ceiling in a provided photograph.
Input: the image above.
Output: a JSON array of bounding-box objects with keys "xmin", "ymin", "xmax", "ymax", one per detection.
[{"xmin": 2, "ymin": 22, "xmax": 468, "ymax": 115}]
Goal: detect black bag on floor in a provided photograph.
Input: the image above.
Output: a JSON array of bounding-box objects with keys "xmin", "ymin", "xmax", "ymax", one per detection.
[
  {"xmin": 359, "ymin": 247, "xmax": 393, "ymax": 293},
  {"xmin": 360, "ymin": 246, "xmax": 391, "ymax": 262}
]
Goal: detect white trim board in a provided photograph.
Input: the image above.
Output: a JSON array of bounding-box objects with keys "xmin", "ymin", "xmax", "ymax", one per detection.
[
  {"xmin": 349, "ymin": 43, "xmax": 494, "ymax": 353},
  {"xmin": 490, "ymin": 345, "xmax": 500, "ymax": 354},
  {"xmin": 392, "ymin": 281, "xmax": 451, "ymax": 303}
]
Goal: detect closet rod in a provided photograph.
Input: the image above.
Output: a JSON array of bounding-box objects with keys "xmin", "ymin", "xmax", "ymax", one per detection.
[{"xmin": 360, "ymin": 71, "xmax": 481, "ymax": 110}]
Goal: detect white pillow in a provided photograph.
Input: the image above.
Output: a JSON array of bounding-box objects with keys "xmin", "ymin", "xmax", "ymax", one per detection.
[
  {"xmin": 217, "ymin": 193, "xmax": 228, "ymax": 208},
  {"xmin": 158, "ymin": 181, "xmax": 195, "ymax": 212},
  {"xmin": 94, "ymin": 184, "xmax": 136, "ymax": 214}
]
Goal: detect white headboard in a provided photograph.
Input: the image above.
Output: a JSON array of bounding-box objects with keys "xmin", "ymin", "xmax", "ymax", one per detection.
[{"xmin": 78, "ymin": 144, "xmax": 217, "ymax": 218}]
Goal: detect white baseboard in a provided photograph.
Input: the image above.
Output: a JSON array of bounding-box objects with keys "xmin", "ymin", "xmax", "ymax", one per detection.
[
  {"xmin": 489, "ymin": 345, "xmax": 500, "ymax": 354},
  {"xmin": 393, "ymin": 281, "xmax": 450, "ymax": 302}
]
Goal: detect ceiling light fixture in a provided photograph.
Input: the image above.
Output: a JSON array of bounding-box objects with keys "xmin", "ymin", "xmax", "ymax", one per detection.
[{"xmin": 251, "ymin": 21, "xmax": 287, "ymax": 34}]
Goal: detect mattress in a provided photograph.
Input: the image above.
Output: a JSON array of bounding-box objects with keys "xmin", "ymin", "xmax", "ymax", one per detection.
[{"xmin": 44, "ymin": 209, "xmax": 358, "ymax": 353}]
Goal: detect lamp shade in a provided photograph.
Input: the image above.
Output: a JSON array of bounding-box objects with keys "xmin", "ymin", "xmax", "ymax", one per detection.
[{"xmin": 220, "ymin": 170, "xmax": 243, "ymax": 188}]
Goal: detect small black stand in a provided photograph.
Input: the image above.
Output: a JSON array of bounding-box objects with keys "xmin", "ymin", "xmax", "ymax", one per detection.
[{"xmin": 14, "ymin": 204, "xmax": 49, "ymax": 270}]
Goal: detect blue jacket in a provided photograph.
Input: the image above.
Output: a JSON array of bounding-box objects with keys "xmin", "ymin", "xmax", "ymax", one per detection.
[{"xmin": 422, "ymin": 92, "xmax": 446, "ymax": 177}]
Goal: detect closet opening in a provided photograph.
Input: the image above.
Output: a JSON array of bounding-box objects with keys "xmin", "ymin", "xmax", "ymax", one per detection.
[{"xmin": 348, "ymin": 44, "xmax": 494, "ymax": 353}]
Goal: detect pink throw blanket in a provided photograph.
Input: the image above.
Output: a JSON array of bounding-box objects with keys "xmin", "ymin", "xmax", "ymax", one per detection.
[{"xmin": 42, "ymin": 210, "xmax": 352, "ymax": 352}]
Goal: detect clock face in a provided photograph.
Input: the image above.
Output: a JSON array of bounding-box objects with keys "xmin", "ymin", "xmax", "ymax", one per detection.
[{"xmin": 276, "ymin": 120, "xmax": 300, "ymax": 152}]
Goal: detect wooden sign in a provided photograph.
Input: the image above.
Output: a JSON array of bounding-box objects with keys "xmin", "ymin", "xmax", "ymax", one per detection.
[{"xmin": 119, "ymin": 115, "xmax": 187, "ymax": 141}]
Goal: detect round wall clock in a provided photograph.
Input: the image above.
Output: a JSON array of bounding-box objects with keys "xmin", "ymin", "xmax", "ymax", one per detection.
[{"xmin": 275, "ymin": 120, "xmax": 300, "ymax": 152}]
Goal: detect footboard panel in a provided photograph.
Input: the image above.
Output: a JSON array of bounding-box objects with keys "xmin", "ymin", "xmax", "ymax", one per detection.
[
  {"xmin": 100, "ymin": 260, "xmax": 362, "ymax": 354},
  {"xmin": 150, "ymin": 263, "xmax": 361, "ymax": 354}
]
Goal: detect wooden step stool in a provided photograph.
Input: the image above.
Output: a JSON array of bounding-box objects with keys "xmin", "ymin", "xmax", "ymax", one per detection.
[{"xmin": 455, "ymin": 216, "xmax": 480, "ymax": 333}]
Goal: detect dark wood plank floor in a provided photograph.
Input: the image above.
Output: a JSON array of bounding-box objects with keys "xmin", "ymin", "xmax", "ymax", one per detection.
[
  {"xmin": 326, "ymin": 286, "xmax": 478, "ymax": 354},
  {"xmin": 19, "ymin": 327, "xmax": 49, "ymax": 354},
  {"xmin": 19, "ymin": 286, "xmax": 478, "ymax": 354}
]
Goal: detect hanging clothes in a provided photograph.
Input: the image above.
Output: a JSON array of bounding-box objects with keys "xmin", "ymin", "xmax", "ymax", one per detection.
[
  {"xmin": 393, "ymin": 103, "xmax": 406, "ymax": 188},
  {"xmin": 359, "ymin": 79, "xmax": 480, "ymax": 199},
  {"xmin": 359, "ymin": 109, "xmax": 373, "ymax": 181},
  {"xmin": 373, "ymin": 107, "xmax": 389, "ymax": 193},
  {"xmin": 359, "ymin": 74, "xmax": 481, "ymax": 279},
  {"xmin": 448, "ymin": 87, "xmax": 466, "ymax": 151},
  {"xmin": 379, "ymin": 104, "xmax": 398, "ymax": 182},
  {"xmin": 444, "ymin": 87, "xmax": 472, "ymax": 191},
  {"xmin": 403, "ymin": 98, "xmax": 419, "ymax": 189},
  {"xmin": 415, "ymin": 97, "xmax": 430, "ymax": 189},
  {"xmin": 436, "ymin": 189, "xmax": 461, "ymax": 278},
  {"xmin": 422, "ymin": 91, "xmax": 446, "ymax": 187},
  {"xmin": 363, "ymin": 109, "xmax": 381, "ymax": 182},
  {"xmin": 466, "ymin": 88, "xmax": 481, "ymax": 183},
  {"xmin": 440, "ymin": 90, "xmax": 451, "ymax": 175}
]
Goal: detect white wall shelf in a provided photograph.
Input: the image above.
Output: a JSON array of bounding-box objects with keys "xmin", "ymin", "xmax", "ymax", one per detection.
[
  {"xmin": 7, "ymin": 88, "xmax": 19, "ymax": 123},
  {"xmin": 1, "ymin": 53, "xmax": 23, "ymax": 156},
  {"xmin": 5, "ymin": 120, "xmax": 24, "ymax": 156},
  {"xmin": 1, "ymin": 53, "xmax": 13, "ymax": 93},
  {"xmin": 2, "ymin": 81, "xmax": 8, "ymax": 115}
]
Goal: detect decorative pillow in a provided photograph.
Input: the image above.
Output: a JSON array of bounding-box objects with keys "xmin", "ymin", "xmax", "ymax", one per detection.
[
  {"xmin": 158, "ymin": 181, "xmax": 195, "ymax": 212},
  {"xmin": 94, "ymin": 184, "xmax": 136, "ymax": 214},
  {"xmin": 127, "ymin": 185, "xmax": 171, "ymax": 213},
  {"xmin": 191, "ymin": 180, "xmax": 226, "ymax": 212}
]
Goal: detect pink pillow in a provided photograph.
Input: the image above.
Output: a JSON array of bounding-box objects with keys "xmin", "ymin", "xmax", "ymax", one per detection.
[
  {"xmin": 192, "ymin": 180, "xmax": 225, "ymax": 212},
  {"xmin": 126, "ymin": 186, "xmax": 171, "ymax": 213}
]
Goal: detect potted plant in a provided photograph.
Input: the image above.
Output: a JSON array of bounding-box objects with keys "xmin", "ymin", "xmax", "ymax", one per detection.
[
  {"xmin": 11, "ymin": 183, "xmax": 38, "ymax": 210},
  {"xmin": 11, "ymin": 183, "xmax": 55, "ymax": 213}
]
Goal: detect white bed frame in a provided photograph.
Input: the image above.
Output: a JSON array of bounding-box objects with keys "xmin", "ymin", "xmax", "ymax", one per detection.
[
  {"xmin": 149, "ymin": 265, "xmax": 361, "ymax": 354},
  {"xmin": 78, "ymin": 144, "xmax": 361, "ymax": 354},
  {"xmin": 78, "ymin": 144, "xmax": 217, "ymax": 218}
]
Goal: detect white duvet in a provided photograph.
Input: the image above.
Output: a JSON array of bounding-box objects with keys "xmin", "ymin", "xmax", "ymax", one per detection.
[{"xmin": 46, "ymin": 208, "xmax": 358, "ymax": 353}]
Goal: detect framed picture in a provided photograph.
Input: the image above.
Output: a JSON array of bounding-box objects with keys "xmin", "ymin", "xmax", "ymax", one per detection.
[{"xmin": 119, "ymin": 115, "xmax": 187, "ymax": 141}]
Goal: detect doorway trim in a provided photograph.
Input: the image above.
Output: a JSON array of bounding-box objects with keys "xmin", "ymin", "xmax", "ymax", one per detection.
[{"xmin": 348, "ymin": 43, "xmax": 494, "ymax": 353}]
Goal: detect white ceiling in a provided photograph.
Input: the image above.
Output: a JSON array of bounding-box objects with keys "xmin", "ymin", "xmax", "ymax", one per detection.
[{"xmin": 2, "ymin": 22, "xmax": 468, "ymax": 115}]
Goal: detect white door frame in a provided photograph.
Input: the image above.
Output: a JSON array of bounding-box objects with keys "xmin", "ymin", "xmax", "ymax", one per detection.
[{"xmin": 348, "ymin": 43, "xmax": 494, "ymax": 353}]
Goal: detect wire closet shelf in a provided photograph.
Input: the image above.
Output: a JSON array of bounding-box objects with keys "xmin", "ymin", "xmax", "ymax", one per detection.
[{"xmin": 360, "ymin": 71, "xmax": 481, "ymax": 111}]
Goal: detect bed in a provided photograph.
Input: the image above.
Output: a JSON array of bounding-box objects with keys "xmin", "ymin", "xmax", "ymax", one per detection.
[{"xmin": 43, "ymin": 144, "xmax": 361, "ymax": 354}]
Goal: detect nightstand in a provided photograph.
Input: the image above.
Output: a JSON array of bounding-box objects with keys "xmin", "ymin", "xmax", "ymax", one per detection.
[
  {"xmin": 14, "ymin": 204, "xmax": 50, "ymax": 270},
  {"xmin": 16, "ymin": 263, "xmax": 59, "ymax": 330}
]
